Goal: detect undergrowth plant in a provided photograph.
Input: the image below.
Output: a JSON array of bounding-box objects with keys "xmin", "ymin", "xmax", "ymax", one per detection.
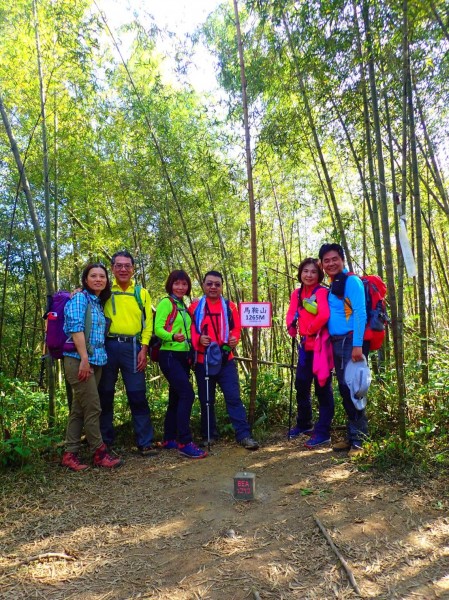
[
  {"xmin": 0, "ymin": 374, "xmax": 65, "ymax": 469},
  {"xmin": 1, "ymin": 340, "xmax": 448, "ymax": 474}
]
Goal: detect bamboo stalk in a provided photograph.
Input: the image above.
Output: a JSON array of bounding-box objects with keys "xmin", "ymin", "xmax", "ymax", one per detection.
[
  {"xmin": 14, "ymin": 552, "xmax": 75, "ymax": 566},
  {"xmin": 313, "ymin": 516, "xmax": 363, "ymax": 597}
]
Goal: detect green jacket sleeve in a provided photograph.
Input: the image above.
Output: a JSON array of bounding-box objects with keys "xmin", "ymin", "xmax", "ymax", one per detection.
[{"xmin": 154, "ymin": 297, "xmax": 191, "ymax": 351}]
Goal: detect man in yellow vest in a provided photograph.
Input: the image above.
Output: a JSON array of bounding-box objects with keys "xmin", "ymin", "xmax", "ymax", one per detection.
[{"xmin": 98, "ymin": 251, "xmax": 155, "ymax": 456}]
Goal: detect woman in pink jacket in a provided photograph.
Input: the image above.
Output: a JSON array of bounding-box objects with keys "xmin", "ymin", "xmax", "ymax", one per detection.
[{"xmin": 285, "ymin": 258, "xmax": 334, "ymax": 448}]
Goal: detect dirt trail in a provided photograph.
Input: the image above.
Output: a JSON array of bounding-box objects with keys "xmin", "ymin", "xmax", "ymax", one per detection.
[{"xmin": 1, "ymin": 436, "xmax": 448, "ymax": 599}]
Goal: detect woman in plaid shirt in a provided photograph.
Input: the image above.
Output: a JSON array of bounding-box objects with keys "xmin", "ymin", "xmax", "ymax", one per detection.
[{"xmin": 61, "ymin": 263, "xmax": 123, "ymax": 471}]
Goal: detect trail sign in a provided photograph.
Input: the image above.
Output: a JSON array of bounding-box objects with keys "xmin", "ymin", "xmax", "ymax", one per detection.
[{"xmin": 239, "ymin": 302, "xmax": 272, "ymax": 328}]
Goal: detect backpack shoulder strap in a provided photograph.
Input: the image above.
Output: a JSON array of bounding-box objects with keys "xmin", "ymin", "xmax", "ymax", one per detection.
[
  {"xmin": 81, "ymin": 291, "xmax": 94, "ymax": 355},
  {"xmin": 110, "ymin": 289, "xmax": 133, "ymax": 316},
  {"xmin": 110, "ymin": 286, "xmax": 144, "ymax": 313},
  {"xmin": 225, "ymin": 299, "xmax": 234, "ymax": 330},
  {"xmin": 165, "ymin": 296, "xmax": 178, "ymax": 332},
  {"xmin": 110, "ymin": 285, "xmax": 146, "ymax": 330},
  {"xmin": 136, "ymin": 285, "xmax": 146, "ymax": 331},
  {"xmin": 134, "ymin": 285, "xmax": 144, "ymax": 311}
]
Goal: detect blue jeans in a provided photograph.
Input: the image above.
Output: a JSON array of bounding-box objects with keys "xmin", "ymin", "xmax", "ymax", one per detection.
[
  {"xmin": 98, "ymin": 338, "xmax": 154, "ymax": 448},
  {"xmin": 295, "ymin": 350, "xmax": 334, "ymax": 436},
  {"xmin": 194, "ymin": 359, "xmax": 250, "ymax": 442},
  {"xmin": 159, "ymin": 350, "xmax": 195, "ymax": 444},
  {"xmin": 332, "ymin": 336, "xmax": 370, "ymax": 445}
]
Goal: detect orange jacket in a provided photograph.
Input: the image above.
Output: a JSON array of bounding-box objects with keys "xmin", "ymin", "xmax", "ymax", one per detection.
[{"xmin": 189, "ymin": 297, "xmax": 240, "ymax": 364}]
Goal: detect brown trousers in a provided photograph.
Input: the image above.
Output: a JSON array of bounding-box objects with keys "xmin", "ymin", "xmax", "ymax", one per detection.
[{"xmin": 64, "ymin": 356, "xmax": 103, "ymax": 453}]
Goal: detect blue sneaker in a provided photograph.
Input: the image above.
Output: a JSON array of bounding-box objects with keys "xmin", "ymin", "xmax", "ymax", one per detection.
[
  {"xmin": 288, "ymin": 425, "xmax": 313, "ymax": 438},
  {"xmin": 178, "ymin": 442, "xmax": 207, "ymax": 459},
  {"xmin": 161, "ymin": 440, "xmax": 178, "ymax": 449},
  {"xmin": 304, "ymin": 434, "xmax": 331, "ymax": 449}
]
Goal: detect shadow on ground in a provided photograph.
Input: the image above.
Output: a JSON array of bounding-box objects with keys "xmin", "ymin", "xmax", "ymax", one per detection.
[{"xmin": 1, "ymin": 436, "xmax": 448, "ymax": 599}]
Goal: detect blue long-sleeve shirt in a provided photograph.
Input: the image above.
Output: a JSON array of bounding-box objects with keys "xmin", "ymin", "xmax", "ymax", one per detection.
[
  {"xmin": 328, "ymin": 270, "xmax": 366, "ymax": 346},
  {"xmin": 63, "ymin": 291, "xmax": 108, "ymax": 366}
]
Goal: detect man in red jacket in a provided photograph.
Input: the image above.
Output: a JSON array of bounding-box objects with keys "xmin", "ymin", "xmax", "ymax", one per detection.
[{"xmin": 190, "ymin": 271, "xmax": 259, "ymax": 450}]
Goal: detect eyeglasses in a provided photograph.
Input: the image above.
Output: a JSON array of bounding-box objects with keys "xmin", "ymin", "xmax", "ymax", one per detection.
[
  {"xmin": 205, "ymin": 281, "xmax": 222, "ymax": 288},
  {"xmin": 113, "ymin": 263, "xmax": 133, "ymax": 271}
]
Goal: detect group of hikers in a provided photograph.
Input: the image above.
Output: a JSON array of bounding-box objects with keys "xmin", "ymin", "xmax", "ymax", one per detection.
[{"xmin": 59, "ymin": 242, "xmax": 372, "ymax": 472}]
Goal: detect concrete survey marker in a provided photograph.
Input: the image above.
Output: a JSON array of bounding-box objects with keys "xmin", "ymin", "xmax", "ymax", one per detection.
[{"xmin": 234, "ymin": 471, "xmax": 256, "ymax": 500}]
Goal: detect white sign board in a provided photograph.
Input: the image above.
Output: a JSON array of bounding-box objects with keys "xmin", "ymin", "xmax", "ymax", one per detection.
[{"xmin": 239, "ymin": 302, "xmax": 272, "ymax": 328}]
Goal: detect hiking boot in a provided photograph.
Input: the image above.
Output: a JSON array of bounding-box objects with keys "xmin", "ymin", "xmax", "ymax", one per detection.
[
  {"xmin": 104, "ymin": 444, "xmax": 121, "ymax": 456},
  {"xmin": 93, "ymin": 443, "xmax": 123, "ymax": 469},
  {"xmin": 61, "ymin": 452, "xmax": 89, "ymax": 472},
  {"xmin": 138, "ymin": 445, "xmax": 158, "ymax": 457},
  {"xmin": 178, "ymin": 442, "xmax": 207, "ymax": 459},
  {"xmin": 333, "ymin": 440, "xmax": 351, "ymax": 452},
  {"xmin": 304, "ymin": 434, "xmax": 331, "ymax": 449},
  {"xmin": 238, "ymin": 437, "xmax": 259, "ymax": 450},
  {"xmin": 348, "ymin": 445, "xmax": 364, "ymax": 458},
  {"xmin": 288, "ymin": 425, "xmax": 313, "ymax": 438},
  {"xmin": 160, "ymin": 440, "xmax": 178, "ymax": 450}
]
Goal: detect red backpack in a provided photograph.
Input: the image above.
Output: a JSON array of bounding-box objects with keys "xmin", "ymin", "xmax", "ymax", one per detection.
[
  {"xmin": 331, "ymin": 273, "xmax": 388, "ymax": 351},
  {"xmin": 351, "ymin": 274, "xmax": 388, "ymax": 351}
]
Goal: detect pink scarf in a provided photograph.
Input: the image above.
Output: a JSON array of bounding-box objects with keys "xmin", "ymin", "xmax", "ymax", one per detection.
[{"xmin": 313, "ymin": 328, "xmax": 334, "ymax": 387}]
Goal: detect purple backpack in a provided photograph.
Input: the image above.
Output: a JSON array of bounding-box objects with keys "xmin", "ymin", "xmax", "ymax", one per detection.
[{"xmin": 44, "ymin": 291, "xmax": 92, "ymax": 359}]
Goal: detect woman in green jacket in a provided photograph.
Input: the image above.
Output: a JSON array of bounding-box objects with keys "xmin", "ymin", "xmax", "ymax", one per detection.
[{"xmin": 155, "ymin": 270, "xmax": 207, "ymax": 459}]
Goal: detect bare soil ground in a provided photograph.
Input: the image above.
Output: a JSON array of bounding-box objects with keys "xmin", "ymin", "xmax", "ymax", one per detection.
[{"xmin": 1, "ymin": 435, "xmax": 448, "ymax": 599}]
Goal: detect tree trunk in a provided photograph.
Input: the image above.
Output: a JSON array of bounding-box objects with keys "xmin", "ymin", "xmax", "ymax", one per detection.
[
  {"xmin": 0, "ymin": 92, "xmax": 57, "ymax": 426},
  {"xmin": 383, "ymin": 87, "xmax": 407, "ymax": 439},
  {"xmin": 406, "ymin": 47, "xmax": 429, "ymax": 393},
  {"xmin": 33, "ymin": 0, "xmax": 52, "ymax": 270},
  {"xmin": 362, "ymin": 0, "xmax": 399, "ymax": 378},
  {"xmin": 0, "ymin": 186, "xmax": 20, "ymax": 371},
  {"xmin": 413, "ymin": 77, "xmax": 449, "ymax": 218},
  {"xmin": 233, "ymin": 0, "xmax": 259, "ymax": 424},
  {"xmin": 263, "ymin": 155, "xmax": 291, "ymax": 281},
  {"xmin": 353, "ymin": 0, "xmax": 383, "ymax": 276},
  {"xmin": 330, "ymin": 97, "xmax": 375, "ymax": 237},
  {"xmin": 14, "ymin": 257, "xmax": 29, "ymax": 378},
  {"xmin": 202, "ymin": 179, "xmax": 252, "ymax": 365},
  {"xmin": 97, "ymin": 9, "xmax": 202, "ymax": 284},
  {"xmin": 53, "ymin": 90, "xmax": 59, "ymax": 289},
  {"xmin": 0, "ymin": 95, "xmax": 54, "ymax": 293},
  {"xmin": 428, "ymin": 0, "xmax": 449, "ymax": 42},
  {"xmin": 282, "ymin": 14, "xmax": 353, "ymax": 271}
]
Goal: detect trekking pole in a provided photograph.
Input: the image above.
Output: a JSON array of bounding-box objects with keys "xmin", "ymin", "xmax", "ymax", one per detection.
[
  {"xmin": 287, "ymin": 336, "xmax": 296, "ymax": 440},
  {"xmin": 205, "ymin": 353, "xmax": 211, "ymax": 453}
]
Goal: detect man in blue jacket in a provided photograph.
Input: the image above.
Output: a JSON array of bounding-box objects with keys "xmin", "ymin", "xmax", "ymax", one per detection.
[{"xmin": 318, "ymin": 243, "xmax": 368, "ymax": 457}]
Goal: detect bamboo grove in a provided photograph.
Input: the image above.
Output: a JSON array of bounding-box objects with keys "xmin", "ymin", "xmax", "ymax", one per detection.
[{"xmin": 0, "ymin": 0, "xmax": 448, "ymax": 460}]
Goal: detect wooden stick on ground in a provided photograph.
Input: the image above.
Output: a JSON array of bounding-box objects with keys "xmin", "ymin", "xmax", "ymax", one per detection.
[
  {"xmin": 14, "ymin": 552, "xmax": 75, "ymax": 566},
  {"xmin": 313, "ymin": 516, "xmax": 363, "ymax": 597}
]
